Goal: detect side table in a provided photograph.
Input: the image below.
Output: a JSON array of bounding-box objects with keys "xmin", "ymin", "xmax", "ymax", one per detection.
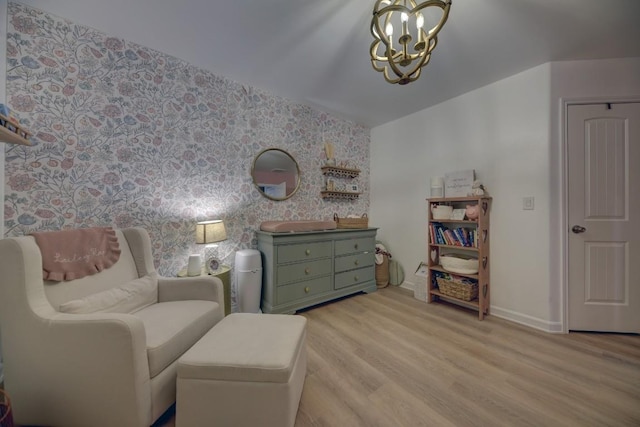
[{"xmin": 177, "ymin": 265, "xmax": 232, "ymax": 316}]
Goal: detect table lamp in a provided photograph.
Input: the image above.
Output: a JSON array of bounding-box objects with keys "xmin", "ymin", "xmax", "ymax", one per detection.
[{"xmin": 196, "ymin": 219, "xmax": 227, "ymax": 274}]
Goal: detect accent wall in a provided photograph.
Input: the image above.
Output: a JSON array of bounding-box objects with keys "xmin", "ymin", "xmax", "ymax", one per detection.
[{"xmin": 3, "ymin": 2, "xmax": 371, "ymax": 280}]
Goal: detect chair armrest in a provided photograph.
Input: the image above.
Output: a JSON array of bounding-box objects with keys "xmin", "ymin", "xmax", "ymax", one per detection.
[
  {"xmin": 8, "ymin": 312, "xmax": 151, "ymax": 426},
  {"xmin": 158, "ymin": 276, "xmax": 224, "ymax": 310},
  {"xmin": 39, "ymin": 312, "xmax": 148, "ymax": 376}
]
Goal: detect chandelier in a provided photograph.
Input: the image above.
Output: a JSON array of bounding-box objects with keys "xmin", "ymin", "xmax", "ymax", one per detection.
[{"xmin": 370, "ymin": 0, "xmax": 452, "ymax": 85}]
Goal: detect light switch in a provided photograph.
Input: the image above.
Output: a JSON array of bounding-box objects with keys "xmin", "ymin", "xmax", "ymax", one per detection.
[{"xmin": 523, "ymin": 196, "xmax": 535, "ymax": 210}]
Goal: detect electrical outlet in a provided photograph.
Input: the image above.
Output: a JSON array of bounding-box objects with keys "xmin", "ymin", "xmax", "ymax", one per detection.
[{"xmin": 523, "ymin": 196, "xmax": 535, "ymax": 210}]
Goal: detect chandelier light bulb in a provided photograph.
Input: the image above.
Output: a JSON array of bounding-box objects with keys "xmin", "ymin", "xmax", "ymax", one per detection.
[{"xmin": 370, "ymin": 0, "xmax": 451, "ymax": 85}]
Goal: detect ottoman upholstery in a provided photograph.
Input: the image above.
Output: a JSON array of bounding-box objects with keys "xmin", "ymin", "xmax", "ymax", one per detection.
[{"xmin": 176, "ymin": 313, "xmax": 307, "ymax": 427}]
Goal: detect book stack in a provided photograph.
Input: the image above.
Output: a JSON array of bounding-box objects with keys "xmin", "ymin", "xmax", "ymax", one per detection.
[
  {"xmin": 0, "ymin": 104, "xmax": 18, "ymax": 129},
  {"xmin": 0, "ymin": 103, "xmax": 30, "ymax": 141},
  {"xmin": 429, "ymin": 222, "xmax": 476, "ymax": 247}
]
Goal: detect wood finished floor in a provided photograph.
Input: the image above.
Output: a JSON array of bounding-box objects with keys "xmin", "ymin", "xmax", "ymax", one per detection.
[{"xmin": 156, "ymin": 286, "xmax": 640, "ymax": 427}]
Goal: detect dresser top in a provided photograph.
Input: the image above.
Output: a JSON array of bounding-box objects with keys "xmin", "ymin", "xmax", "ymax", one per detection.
[{"xmin": 256, "ymin": 227, "xmax": 377, "ymax": 237}]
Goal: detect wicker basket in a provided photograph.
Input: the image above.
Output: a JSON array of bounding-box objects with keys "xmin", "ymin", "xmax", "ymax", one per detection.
[
  {"xmin": 334, "ymin": 213, "xmax": 368, "ymax": 229},
  {"xmin": 436, "ymin": 277, "xmax": 478, "ymax": 301},
  {"xmin": 375, "ymin": 256, "xmax": 390, "ymax": 288}
]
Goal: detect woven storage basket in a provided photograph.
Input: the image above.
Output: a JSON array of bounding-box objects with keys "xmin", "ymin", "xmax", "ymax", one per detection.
[
  {"xmin": 436, "ymin": 277, "xmax": 478, "ymax": 301},
  {"xmin": 334, "ymin": 213, "xmax": 368, "ymax": 229},
  {"xmin": 375, "ymin": 256, "xmax": 390, "ymax": 288}
]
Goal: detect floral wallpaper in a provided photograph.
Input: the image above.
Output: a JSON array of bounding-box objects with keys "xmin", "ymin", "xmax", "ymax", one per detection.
[{"xmin": 3, "ymin": 3, "xmax": 370, "ymax": 288}]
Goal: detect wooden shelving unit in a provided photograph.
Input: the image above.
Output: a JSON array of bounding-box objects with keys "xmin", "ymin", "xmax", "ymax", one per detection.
[
  {"xmin": 0, "ymin": 114, "xmax": 31, "ymax": 146},
  {"xmin": 427, "ymin": 196, "xmax": 491, "ymax": 320},
  {"xmin": 321, "ymin": 165, "xmax": 361, "ymax": 200}
]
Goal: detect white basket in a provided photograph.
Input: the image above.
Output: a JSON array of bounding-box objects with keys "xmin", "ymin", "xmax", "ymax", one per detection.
[
  {"xmin": 431, "ymin": 205, "xmax": 452, "ymax": 220},
  {"xmin": 440, "ymin": 254, "xmax": 478, "ymax": 275}
]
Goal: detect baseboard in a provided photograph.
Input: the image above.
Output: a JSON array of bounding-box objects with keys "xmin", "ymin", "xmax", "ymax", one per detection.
[
  {"xmin": 490, "ymin": 305, "xmax": 564, "ymax": 333},
  {"xmin": 398, "ymin": 281, "xmax": 563, "ymax": 332},
  {"xmin": 399, "ymin": 281, "xmax": 414, "ymax": 292}
]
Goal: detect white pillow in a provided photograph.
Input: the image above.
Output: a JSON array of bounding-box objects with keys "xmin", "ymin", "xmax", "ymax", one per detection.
[{"xmin": 59, "ymin": 274, "xmax": 158, "ymax": 314}]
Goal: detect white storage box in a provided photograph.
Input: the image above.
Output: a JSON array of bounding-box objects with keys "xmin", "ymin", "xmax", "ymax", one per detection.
[{"xmin": 412, "ymin": 262, "xmax": 428, "ymax": 301}]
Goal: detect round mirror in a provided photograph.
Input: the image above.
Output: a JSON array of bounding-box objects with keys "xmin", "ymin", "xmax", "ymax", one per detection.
[{"xmin": 251, "ymin": 148, "xmax": 301, "ymax": 201}]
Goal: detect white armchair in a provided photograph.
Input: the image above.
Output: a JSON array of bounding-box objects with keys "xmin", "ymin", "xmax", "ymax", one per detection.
[{"xmin": 0, "ymin": 227, "xmax": 225, "ymax": 427}]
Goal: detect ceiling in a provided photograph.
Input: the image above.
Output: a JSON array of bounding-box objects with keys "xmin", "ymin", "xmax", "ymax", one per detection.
[{"xmin": 15, "ymin": 0, "xmax": 640, "ymax": 127}]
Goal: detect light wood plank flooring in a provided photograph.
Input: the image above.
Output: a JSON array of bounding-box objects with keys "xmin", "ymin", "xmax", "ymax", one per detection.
[{"xmin": 157, "ymin": 286, "xmax": 640, "ymax": 427}]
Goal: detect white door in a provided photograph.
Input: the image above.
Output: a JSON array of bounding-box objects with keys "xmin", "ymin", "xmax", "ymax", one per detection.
[{"xmin": 568, "ymin": 102, "xmax": 640, "ymax": 333}]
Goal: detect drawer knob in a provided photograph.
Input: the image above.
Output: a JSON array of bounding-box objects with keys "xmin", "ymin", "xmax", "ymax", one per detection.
[
  {"xmin": 354, "ymin": 243, "xmax": 359, "ymax": 250},
  {"xmin": 305, "ymin": 249, "xmax": 311, "ymax": 256},
  {"xmin": 305, "ymin": 286, "xmax": 310, "ymax": 293},
  {"xmin": 305, "ymin": 268, "xmax": 311, "ymax": 275},
  {"xmin": 354, "ymin": 275, "xmax": 359, "ymax": 282},
  {"xmin": 354, "ymin": 260, "xmax": 359, "ymax": 266}
]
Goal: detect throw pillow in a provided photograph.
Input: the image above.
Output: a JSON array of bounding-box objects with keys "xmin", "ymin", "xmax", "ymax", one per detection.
[{"xmin": 59, "ymin": 273, "xmax": 158, "ymax": 314}]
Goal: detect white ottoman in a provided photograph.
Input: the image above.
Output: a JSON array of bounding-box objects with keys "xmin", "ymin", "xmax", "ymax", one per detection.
[{"xmin": 176, "ymin": 313, "xmax": 307, "ymax": 427}]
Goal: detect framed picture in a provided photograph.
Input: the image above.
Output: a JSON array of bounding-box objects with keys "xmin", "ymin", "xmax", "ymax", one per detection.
[
  {"xmin": 207, "ymin": 257, "xmax": 220, "ymax": 274},
  {"xmin": 451, "ymin": 209, "xmax": 466, "ymax": 220},
  {"xmin": 349, "ymin": 184, "xmax": 359, "ymax": 193},
  {"xmin": 326, "ymin": 178, "xmax": 335, "ymax": 191},
  {"xmin": 444, "ymin": 169, "xmax": 475, "ymax": 197}
]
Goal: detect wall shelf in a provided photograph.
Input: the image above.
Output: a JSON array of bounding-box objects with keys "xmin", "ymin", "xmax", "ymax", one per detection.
[
  {"xmin": 321, "ymin": 191, "xmax": 361, "ymax": 200},
  {"xmin": 321, "ymin": 165, "xmax": 361, "ymax": 200},
  {"xmin": 0, "ymin": 114, "xmax": 32, "ymax": 146},
  {"xmin": 321, "ymin": 166, "xmax": 360, "ymax": 179}
]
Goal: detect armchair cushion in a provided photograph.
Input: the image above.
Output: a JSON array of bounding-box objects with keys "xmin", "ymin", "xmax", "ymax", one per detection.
[
  {"xmin": 134, "ymin": 299, "xmax": 223, "ymax": 378},
  {"xmin": 59, "ymin": 273, "xmax": 158, "ymax": 314}
]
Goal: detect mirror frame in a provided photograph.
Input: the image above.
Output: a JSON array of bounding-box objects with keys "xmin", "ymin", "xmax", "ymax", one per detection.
[{"xmin": 251, "ymin": 148, "xmax": 301, "ymax": 201}]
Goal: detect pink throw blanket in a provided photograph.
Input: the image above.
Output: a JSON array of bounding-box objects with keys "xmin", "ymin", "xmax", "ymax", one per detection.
[{"xmin": 31, "ymin": 227, "xmax": 121, "ymax": 281}]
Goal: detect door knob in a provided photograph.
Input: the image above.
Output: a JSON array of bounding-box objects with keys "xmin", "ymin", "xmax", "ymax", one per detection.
[{"xmin": 571, "ymin": 225, "xmax": 586, "ymax": 234}]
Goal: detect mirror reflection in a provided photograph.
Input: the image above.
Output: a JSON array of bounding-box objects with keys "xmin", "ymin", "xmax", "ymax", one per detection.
[{"xmin": 252, "ymin": 148, "xmax": 300, "ymax": 201}]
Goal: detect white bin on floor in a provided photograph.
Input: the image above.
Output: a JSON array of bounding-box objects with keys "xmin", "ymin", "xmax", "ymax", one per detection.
[{"xmin": 235, "ymin": 249, "xmax": 262, "ymax": 313}]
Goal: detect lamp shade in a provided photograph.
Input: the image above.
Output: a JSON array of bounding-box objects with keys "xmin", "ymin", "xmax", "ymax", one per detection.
[{"xmin": 196, "ymin": 220, "xmax": 227, "ymax": 244}]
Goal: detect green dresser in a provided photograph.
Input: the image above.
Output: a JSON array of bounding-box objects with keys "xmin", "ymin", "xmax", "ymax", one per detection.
[{"xmin": 257, "ymin": 228, "xmax": 377, "ymax": 313}]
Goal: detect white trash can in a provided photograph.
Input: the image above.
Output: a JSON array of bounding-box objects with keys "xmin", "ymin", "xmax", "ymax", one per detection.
[{"xmin": 235, "ymin": 249, "xmax": 262, "ymax": 313}]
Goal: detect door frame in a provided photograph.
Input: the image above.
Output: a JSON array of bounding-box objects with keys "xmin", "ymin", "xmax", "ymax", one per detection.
[{"xmin": 560, "ymin": 96, "xmax": 640, "ymax": 333}]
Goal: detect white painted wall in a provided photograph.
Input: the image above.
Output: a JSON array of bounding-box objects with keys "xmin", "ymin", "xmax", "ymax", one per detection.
[
  {"xmin": 371, "ymin": 57, "xmax": 640, "ymax": 332},
  {"xmin": 371, "ymin": 63, "xmax": 553, "ymax": 328}
]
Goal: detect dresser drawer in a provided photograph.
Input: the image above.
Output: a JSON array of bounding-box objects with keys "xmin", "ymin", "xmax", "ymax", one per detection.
[
  {"xmin": 334, "ymin": 237, "xmax": 375, "ymax": 256},
  {"xmin": 335, "ymin": 252, "xmax": 375, "ymax": 274},
  {"xmin": 277, "ymin": 241, "xmax": 332, "ymax": 264},
  {"xmin": 276, "ymin": 258, "xmax": 332, "ymax": 286},
  {"xmin": 277, "ymin": 276, "xmax": 332, "ymax": 305},
  {"xmin": 334, "ymin": 266, "xmax": 375, "ymax": 290}
]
